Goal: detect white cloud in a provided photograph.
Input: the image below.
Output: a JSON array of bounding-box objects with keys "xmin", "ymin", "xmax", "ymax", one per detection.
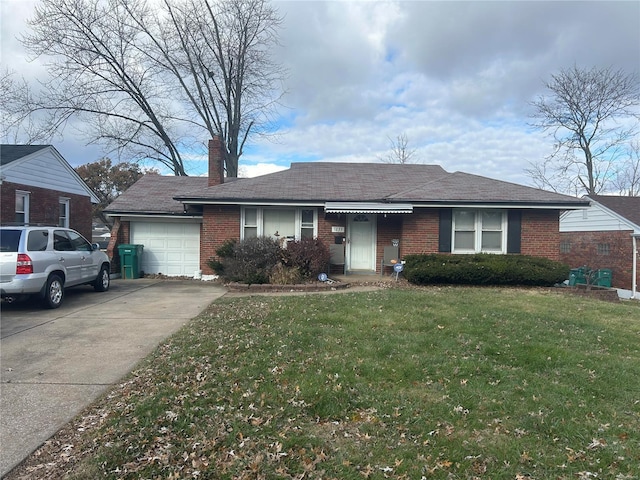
[
  {"xmin": 238, "ymin": 163, "xmax": 288, "ymax": 178},
  {"xmin": 3, "ymin": 0, "xmax": 639, "ymax": 190}
]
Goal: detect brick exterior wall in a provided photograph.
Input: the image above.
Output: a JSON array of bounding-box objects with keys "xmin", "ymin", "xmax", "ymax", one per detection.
[
  {"xmin": 559, "ymin": 230, "xmax": 636, "ymax": 290},
  {"xmin": 377, "ymin": 215, "xmax": 403, "ymax": 253},
  {"xmin": 0, "ymin": 181, "xmax": 93, "ymax": 239},
  {"xmin": 198, "ymin": 206, "xmax": 563, "ymax": 275},
  {"xmin": 106, "ymin": 219, "xmax": 131, "ymax": 275},
  {"xmin": 200, "ymin": 205, "xmax": 240, "ymax": 274},
  {"xmin": 393, "ymin": 209, "xmax": 558, "ymax": 263},
  {"xmin": 398, "ymin": 209, "xmax": 440, "ymax": 256},
  {"xmin": 319, "ymin": 213, "xmax": 344, "ymax": 244},
  {"xmin": 520, "ymin": 210, "xmax": 560, "ymax": 260},
  {"xmin": 322, "ymin": 211, "xmax": 438, "ymax": 273}
]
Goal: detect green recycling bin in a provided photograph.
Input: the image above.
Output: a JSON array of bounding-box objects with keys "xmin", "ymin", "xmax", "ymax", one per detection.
[
  {"xmin": 118, "ymin": 244, "xmax": 144, "ymax": 279},
  {"xmin": 593, "ymin": 268, "xmax": 612, "ymax": 288},
  {"xmin": 569, "ymin": 267, "xmax": 587, "ymax": 286}
]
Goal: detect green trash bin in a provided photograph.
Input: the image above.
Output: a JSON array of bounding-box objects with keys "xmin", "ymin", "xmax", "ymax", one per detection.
[
  {"xmin": 569, "ymin": 267, "xmax": 587, "ymax": 286},
  {"xmin": 593, "ymin": 269, "xmax": 612, "ymax": 288},
  {"xmin": 117, "ymin": 244, "xmax": 144, "ymax": 279}
]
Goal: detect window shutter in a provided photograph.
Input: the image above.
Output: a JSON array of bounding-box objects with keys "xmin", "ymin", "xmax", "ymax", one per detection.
[
  {"xmin": 507, "ymin": 211, "xmax": 521, "ymax": 253},
  {"xmin": 439, "ymin": 209, "xmax": 452, "ymax": 252}
]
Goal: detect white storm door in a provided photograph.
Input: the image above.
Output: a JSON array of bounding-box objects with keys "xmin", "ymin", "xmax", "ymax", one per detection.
[{"xmin": 347, "ymin": 214, "xmax": 376, "ymax": 271}]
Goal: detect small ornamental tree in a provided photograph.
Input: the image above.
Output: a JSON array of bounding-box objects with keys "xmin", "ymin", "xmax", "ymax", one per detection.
[
  {"xmin": 208, "ymin": 237, "xmax": 281, "ymax": 284},
  {"xmin": 207, "ymin": 237, "xmax": 330, "ymax": 285},
  {"xmin": 283, "ymin": 238, "xmax": 330, "ymax": 279}
]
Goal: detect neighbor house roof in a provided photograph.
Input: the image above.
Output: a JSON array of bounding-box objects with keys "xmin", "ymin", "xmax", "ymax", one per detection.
[
  {"xmin": 0, "ymin": 145, "xmax": 49, "ymax": 166},
  {"xmin": 0, "ymin": 144, "xmax": 100, "ymax": 203},
  {"xmin": 589, "ymin": 195, "xmax": 640, "ymax": 228},
  {"xmin": 107, "ymin": 162, "xmax": 589, "ymax": 216}
]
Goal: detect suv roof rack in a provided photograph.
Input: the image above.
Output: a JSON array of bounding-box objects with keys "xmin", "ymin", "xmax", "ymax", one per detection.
[{"xmin": 0, "ymin": 223, "xmax": 61, "ymax": 227}]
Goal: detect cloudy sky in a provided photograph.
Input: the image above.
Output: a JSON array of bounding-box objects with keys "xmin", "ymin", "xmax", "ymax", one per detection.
[{"xmin": 2, "ymin": 0, "xmax": 639, "ymax": 187}]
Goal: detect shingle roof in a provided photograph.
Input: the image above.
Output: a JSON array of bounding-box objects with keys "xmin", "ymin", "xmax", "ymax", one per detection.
[
  {"xmin": 108, "ymin": 162, "xmax": 589, "ymax": 215},
  {"xmin": 177, "ymin": 162, "xmax": 585, "ymax": 206},
  {"xmin": 176, "ymin": 162, "xmax": 449, "ymax": 202},
  {"xmin": 0, "ymin": 145, "xmax": 49, "ymax": 166},
  {"xmin": 590, "ymin": 195, "xmax": 640, "ymax": 227},
  {"xmin": 105, "ymin": 175, "xmax": 209, "ymax": 214},
  {"xmin": 390, "ymin": 171, "xmax": 586, "ymax": 205}
]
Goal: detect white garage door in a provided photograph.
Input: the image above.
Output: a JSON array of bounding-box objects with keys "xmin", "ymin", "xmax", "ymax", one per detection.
[{"xmin": 130, "ymin": 222, "xmax": 200, "ymax": 276}]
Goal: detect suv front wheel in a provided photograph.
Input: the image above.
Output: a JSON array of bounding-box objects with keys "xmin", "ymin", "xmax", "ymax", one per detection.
[
  {"xmin": 42, "ymin": 274, "xmax": 64, "ymax": 309},
  {"xmin": 94, "ymin": 265, "xmax": 110, "ymax": 292}
]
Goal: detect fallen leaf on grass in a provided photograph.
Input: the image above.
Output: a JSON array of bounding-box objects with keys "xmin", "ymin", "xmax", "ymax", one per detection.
[{"xmin": 587, "ymin": 438, "xmax": 607, "ymax": 450}]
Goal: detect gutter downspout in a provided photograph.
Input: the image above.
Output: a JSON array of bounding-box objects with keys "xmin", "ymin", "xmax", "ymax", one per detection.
[{"xmin": 633, "ymin": 234, "xmax": 638, "ymax": 300}]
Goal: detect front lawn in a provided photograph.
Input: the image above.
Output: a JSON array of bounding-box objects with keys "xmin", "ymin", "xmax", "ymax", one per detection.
[{"xmin": 12, "ymin": 287, "xmax": 640, "ymax": 479}]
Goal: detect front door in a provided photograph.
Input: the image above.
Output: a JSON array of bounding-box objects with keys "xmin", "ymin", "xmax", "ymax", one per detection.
[{"xmin": 347, "ymin": 214, "xmax": 376, "ymax": 272}]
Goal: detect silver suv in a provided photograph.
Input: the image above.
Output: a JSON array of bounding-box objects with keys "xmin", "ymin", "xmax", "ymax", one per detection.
[{"xmin": 0, "ymin": 226, "xmax": 111, "ymax": 308}]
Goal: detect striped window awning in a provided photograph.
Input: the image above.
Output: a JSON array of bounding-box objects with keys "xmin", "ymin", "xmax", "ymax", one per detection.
[{"xmin": 324, "ymin": 202, "xmax": 413, "ymax": 214}]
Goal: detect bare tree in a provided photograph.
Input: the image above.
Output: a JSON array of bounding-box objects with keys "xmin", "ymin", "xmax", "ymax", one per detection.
[
  {"xmin": 378, "ymin": 133, "xmax": 417, "ymax": 164},
  {"xmin": 7, "ymin": 0, "xmax": 284, "ymax": 176},
  {"xmin": 528, "ymin": 65, "xmax": 639, "ymax": 195},
  {"xmin": 525, "ymin": 157, "xmax": 582, "ymax": 196},
  {"xmin": 612, "ymin": 140, "xmax": 640, "ymax": 196},
  {"xmin": 1, "ymin": 68, "xmax": 48, "ymax": 144}
]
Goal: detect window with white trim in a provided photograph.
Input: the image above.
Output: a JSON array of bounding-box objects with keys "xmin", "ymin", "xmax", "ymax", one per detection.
[
  {"xmin": 244, "ymin": 208, "xmax": 258, "ymax": 239},
  {"xmin": 59, "ymin": 198, "xmax": 70, "ymax": 228},
  {"xmin": 300, "ymin": 209, "xmax": 315, "ymax": 238},
  {"xmin": 452, "ymin": 209, "xmax": 506, "ymax": 253},
  {"xmin": 242, "ymin": 207, "xmax": 317, "ymax": 241},
  {"xmin": 15, "ymin": 191, "xmax": 30, "ymax": 224}
]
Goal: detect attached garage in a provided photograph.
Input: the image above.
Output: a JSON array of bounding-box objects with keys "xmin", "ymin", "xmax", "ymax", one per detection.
[{"xmin": 130, "ymin": 221, "xmax": 200, "ymax": 276}]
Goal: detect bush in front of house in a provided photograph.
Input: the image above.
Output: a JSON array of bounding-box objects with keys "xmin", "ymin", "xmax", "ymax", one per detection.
[
  {"xmin": 403, "ymin": 254, "xmax": 569, "ymax": 286},
  {"xmin": 207, "ymin": 236, "xmax": 330, "ymax": 284},
  {"xmin": 283, "ymin": 237, "xmax": 330, "ymax": 280},
  {"xmin": 207, "ymin": 237, "xmax": 282, "ymax": 284},
  {"xmin": 269, "ymin": 263, "xmax": 303, "ymax": 285},
  {"xmin": 206, "ymin": 239, "xmax": 237, "ymax": 275}
]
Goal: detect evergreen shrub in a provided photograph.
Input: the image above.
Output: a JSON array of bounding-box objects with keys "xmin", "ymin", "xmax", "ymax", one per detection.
[{"xmin": 403, "ymin": 254, "xmax": 569, "ymax": 286}]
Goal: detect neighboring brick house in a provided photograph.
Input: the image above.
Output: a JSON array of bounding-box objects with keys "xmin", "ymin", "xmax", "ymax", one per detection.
[
  {"xmin": 0, "ymin": 145, "xmax": 98, "ymax": 240},
  {"xmin": 560, "ymin": 195, "xmax": 640, "ymax": 297},
  {"xmin": 104, "ymin": 137, "xmax": 589, "ymax": 278}
]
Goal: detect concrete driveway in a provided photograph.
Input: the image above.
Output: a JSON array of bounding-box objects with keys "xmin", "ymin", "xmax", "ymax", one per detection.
[{"xmin": 0, "ymin": 278, "xmax": 226, "ymax": 478}]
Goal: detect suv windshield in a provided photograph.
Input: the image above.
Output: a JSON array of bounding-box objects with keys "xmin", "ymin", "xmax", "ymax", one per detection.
[{"xmin": 0, "ymin": 229, "xmax": 21, "ymax": 252}]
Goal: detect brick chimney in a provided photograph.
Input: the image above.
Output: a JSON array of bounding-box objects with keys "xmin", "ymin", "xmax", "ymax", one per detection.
[{"xmin": 208, "ymin": 136, "xmax": 225, "ymax": 186}]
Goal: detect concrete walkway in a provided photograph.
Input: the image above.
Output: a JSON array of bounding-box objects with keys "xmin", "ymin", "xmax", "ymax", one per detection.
[{"xmin": 0, "ymin": 279, "xmax": 226, "ymax": 478}]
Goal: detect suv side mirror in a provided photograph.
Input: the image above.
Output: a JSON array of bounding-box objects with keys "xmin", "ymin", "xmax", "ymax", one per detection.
[{"xmin": 92, "ymin": 243, "xmax": 102, "ymax": 251}]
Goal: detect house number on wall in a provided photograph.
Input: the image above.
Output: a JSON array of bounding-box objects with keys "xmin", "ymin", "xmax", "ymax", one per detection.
[{"xmin": 331, "ymin": 226, "xmax": 345, "ymax": 233}]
